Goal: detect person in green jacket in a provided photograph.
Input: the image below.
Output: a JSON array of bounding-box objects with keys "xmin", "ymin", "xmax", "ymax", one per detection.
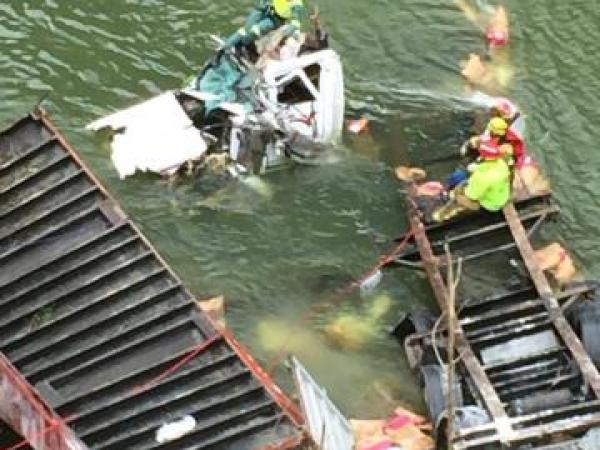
[
  {"xmin": 432, "ymin": 138, "xmax": 513, "ymax": 222},
  {"xmin": 463, "ymin": 156, "xmax": 511, "ymax": 211},
  {"xmin": 223, "ymin": 0, "xmax": 305, "ymax": 51}
]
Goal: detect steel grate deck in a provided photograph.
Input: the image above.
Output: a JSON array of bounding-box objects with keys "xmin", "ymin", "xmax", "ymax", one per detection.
[{"xmin": 0, "ymin": 111, "xmax": 304, "ymax": 450}]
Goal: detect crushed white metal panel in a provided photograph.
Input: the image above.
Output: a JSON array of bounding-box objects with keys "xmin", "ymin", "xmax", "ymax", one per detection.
[
  {"xmin": 86, "ymin": 44, "xmax": 345, "ymax": 179},
  {"xmin": 262, "ymin": 49, "xmax": 345, "ymax": 144},
  {"xmin": 291, "ymin": 357, "xmax": 354, "ymax": 450},
  {"xmin": 86, "ymin": 92, "xmax": 208, "ymax": 178},
  {"xmin": 0, "ymin": 110, "xmax": 305, "ymax": 449}
]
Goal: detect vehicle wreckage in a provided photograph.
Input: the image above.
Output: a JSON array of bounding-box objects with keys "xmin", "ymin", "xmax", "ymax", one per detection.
[{"xmin": 87, "ymin": 26, "xmax": 344, "ymax": 180}]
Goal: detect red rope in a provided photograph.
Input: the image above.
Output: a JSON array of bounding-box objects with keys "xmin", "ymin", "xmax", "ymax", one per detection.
[
  {"xmin": 5, "ymin": 230, "xmax": 415, "ymax": 449},
  {"xmin": 266, "ymin": 228, "xmax": 415, "ymax": 375},
  {"xmin": 6, "ymin": 414, "xmax": 79, "ymax": 450},
  {"xmin": 335, "ymin": 226, "xmax": 416, "ymax": 297},
  {"xmin": 7, "ymin": 336, "xmax": 222, "ymax": 450},
  {"xmin": 133, "ymin": 334, "xmax": 221, "ymax": 394}
]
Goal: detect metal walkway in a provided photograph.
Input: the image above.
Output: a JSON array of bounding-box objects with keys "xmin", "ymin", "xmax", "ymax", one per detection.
[
  {"xmin": 0, "ymin": 110, "xmax": 305, "ymax": 450},
  {"xmin": 394, "ymin": 186, "xmax": 600, "ymax": 449}
]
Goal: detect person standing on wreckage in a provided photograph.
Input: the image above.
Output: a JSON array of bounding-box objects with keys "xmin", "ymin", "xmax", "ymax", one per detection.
[
  {"xmin": 432, "ymin": 137, "xmax": 514, "ymax": 222},
  {"xmin": 221, "ymin": 0, "xmax": 306, "ymax": 53}
]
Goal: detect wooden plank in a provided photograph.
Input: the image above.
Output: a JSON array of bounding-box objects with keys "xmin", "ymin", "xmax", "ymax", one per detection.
[
  {"xmin": 456, "ymin": 412, "xmax": 600, "ymax": 448},
  {"xmin": 454, "ymin": 400, "xmax": 600, "ymax": 438},
  {"xmin": 461, "ymin": 283, "xmax": 596, "ymax": 329},
  {"xmin": 460, "ymin": 299, "xmax": 542, "ymax": 327},
  {"xmin": 395, "ymin": 203, "xmax": 559, "ymax": 262},
  {"xmin": 407, "ymin": 187, "xmax": 514, "ymax": 441},
  {"xmin": 403, "ymin": 192, "xmax": 553, "ymax": 240},
  {"xmin": 504, "ymin": 203, "xmax": 600, "ymax": 399}
]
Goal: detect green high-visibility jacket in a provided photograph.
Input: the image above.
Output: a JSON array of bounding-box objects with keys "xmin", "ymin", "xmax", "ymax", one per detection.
[{"xmin": 464, "ymin": 159, "xmax": 511, "ymax": 212}]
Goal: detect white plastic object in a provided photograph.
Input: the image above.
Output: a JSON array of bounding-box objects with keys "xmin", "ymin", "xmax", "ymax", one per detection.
[
  {"xmin": 359, "ymin": 269, "xmax": 383, "ymax": 294},
  {"xmin": 155, "ymin": 415, "xmax": 196, "ymax": 444},
  {"xmin": 86, "ymin": 93, "xmax": 208, "ymax": 178},
  {"xmin": 467, "ymin": 162, "xmax": 479, "ymax": 173}
]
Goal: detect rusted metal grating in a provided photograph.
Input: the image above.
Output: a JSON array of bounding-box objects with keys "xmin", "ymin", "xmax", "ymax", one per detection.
[
  {"xmin": 0, "ymin": 110, "xmax": 305, "ymax": 450},
  {"xmin": 397, "ymin": 183, "xmax": 600, "ymax": 449}
]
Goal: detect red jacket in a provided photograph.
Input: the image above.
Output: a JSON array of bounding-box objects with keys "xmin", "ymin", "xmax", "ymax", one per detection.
[{"xmin": 505, "ymin": 127, "xmax": 526, "ymax": 167}]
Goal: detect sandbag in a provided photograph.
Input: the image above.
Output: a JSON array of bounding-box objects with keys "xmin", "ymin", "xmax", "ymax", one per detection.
[{"xmin": 534, "ymin": 243, "xmax": 577, "ymax": 285}]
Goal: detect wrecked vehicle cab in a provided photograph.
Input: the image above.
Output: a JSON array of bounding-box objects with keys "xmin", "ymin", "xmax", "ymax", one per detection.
[{"xmin": 87, "ymin": 28, "xmax": 344, "ymax": 180}]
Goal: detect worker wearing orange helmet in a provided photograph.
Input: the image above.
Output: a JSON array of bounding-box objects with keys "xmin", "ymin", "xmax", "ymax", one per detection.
[{"xmin": 223, "ymin": 0, "xmax": 305, "ymax": 51}]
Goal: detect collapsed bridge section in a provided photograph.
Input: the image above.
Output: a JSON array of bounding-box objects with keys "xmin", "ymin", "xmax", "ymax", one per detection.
[
  {"xmin": 0, "ymin": 109, "xmax": 306, "ymax": 450},
  {"xmin": 393, "ymin": 186, "xmax": 600, "ymax": 449}
]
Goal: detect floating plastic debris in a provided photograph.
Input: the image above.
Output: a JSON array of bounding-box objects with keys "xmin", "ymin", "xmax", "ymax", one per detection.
[{"xmin": 155, "ymin": 415, "xmax": 196, "ymax": 443}]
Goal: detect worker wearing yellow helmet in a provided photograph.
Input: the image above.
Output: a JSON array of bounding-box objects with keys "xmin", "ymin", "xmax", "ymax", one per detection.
[
  {"xmin": 223, "ymin": 0, "xmax": 305, "ymax": 51},
  {"xmin": 460, "ymin": 117, "xmax": 510, "ymax": 160},
  {"xmin": 486, "ymin": 116, "xmax": 508, "ymax": 136}
]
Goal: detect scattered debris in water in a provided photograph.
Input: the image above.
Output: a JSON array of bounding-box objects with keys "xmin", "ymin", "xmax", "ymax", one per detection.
[
  {"xmin": 347, "ymin": 117, "xmax": 370, "ymax": 134},
  {"xmin": 155, "ymin": 415, "xmax": 196, "ymax": 444},
  {"xmin": 325, "ymin": 294, "xmax": 392, "ymax": 350},
  {"xmin": 351, "ymin": 406, "xmax": 434, "ymax": 450},
  {"xmin": 195, "ymin": 295, "xmax": 225, "ymax": 326}
]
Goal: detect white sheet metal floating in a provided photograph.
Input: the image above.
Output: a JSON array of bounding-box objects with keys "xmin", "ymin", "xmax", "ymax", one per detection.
[{"xmin": 86, "ymin": 92, "xmax": 208, "ymax": 178}]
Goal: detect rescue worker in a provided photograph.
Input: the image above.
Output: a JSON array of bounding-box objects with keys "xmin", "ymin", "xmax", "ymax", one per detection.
[
  {"xmin": 491, "ymin": 98, "xmax": 519, "ymax": 124},
  {"xmin": 458, "ymin": 116, "xmax": 507, "ymax": 164},
  {"xmin": 433, "ymin": 138, "xmax": 513, "ymax": 222},
  {"xmin": 222, "ymin": 0, "xmax": 305, "ymax": 52},
  {"xmin": 461, "ymin": 116, "xmax": 526, "ymax": 167},
  {"xmin": 462, "ymin": 139, "xmax": 513, "ymax": 211},
  {"xmin": 486, "ymin": 116, "xmax": 526, "ymax": 167}
]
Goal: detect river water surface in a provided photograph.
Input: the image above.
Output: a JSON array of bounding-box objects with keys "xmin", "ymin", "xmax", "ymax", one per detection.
[{"xmin": 2, "ymin": 0, "xmax": 600, "ymax": 419}]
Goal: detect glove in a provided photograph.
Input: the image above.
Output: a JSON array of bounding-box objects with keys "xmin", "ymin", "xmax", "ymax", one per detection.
[{"xmin": 467, "ymin": 162, "xmax": 479, "ymax": 173}]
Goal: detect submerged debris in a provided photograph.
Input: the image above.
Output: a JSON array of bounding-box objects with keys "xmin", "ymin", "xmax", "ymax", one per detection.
[
  {"xmin": 87, "ymin": 29, "xmax": 345, "ymax": 181},
  {"xmin": 325, "ymin": 294, "xmax": 392, "ymax": 350},
  {"xmin": 395, "ymin": 166, "xmax": 427, "ymax": 183},
  {"xmin": 196, "ymin": 295, "xmax": 226, "ymax": 326}
]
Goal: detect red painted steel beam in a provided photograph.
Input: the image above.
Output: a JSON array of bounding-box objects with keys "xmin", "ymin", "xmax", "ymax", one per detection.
[
  {"xmin": 216, "ymin": 323, "xmax": 306, "ymax": 427},
  {"xmin": 0, "ymin": 353, "xmax": 87, "ymax": 450}
]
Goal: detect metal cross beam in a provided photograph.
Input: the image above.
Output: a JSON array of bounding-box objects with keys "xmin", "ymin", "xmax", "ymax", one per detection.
[{"xmin": 504, "ymin": 203, "xmax": 600, "ymax": 399}]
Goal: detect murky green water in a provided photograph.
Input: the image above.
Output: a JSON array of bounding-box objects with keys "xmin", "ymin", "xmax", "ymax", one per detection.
[{"xmin": 2, "ymin": 0, "xmax": 600, "ymax": 419}]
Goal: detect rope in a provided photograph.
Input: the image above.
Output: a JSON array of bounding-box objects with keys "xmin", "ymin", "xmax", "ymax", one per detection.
[
  {"xmin": 7, "ymin": 336, "xmax": 222, "ymax": 450},
  {"xmin": 5, "ymin": 230, "xmax": 417, "ymax": 448},
  {"xmin": 266, "ymin": 227, "xmax": 416, "ymax": 375},
  {"xmin": 133, "ymin": 334, "xmax": 222, "ymax": 394},
  {"xmin": 430, "ymin": 251, "xmax": 464, "ymax": 368},
  {"xmin": 6, "ymin": 414, "xmax": 79, "ymax": 450}
]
